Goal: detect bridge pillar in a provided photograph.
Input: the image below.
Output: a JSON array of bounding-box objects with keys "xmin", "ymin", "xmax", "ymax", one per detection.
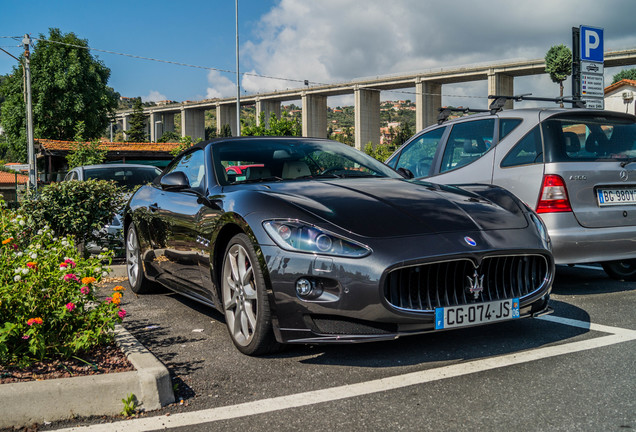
[
  {"xmin": 354, "ymin": 87, "xmax": 380, "ymax": 150},
  {"xmin": 416, "ymin": 79, "xmax": 442, "ymax": 131},
  {"xmin": 217, "ymin": 104, "xmax": 237, "ymax": 136},
  {"xmin": 256, "ymin": 99, "xmax": 281, "ymax": 127},
  {"xmin": 163, "ymin": 113, "xmax": 175, "ymax": 133},
  {"xmin": 488, "ymin": 70, "xmax": 514, "ymax": 109},
  {"xmin": 122, "ymin": 115, "xmax": 130, "ymax": 141},
  {"xmin": 150, "ymin": 112, "xmax": 161, "ymax": 143},
  {"xmin": 181, "ymin": 108, "xmax": 205, "ymax": 141},
  {"xmin": 302, "ymin": 93, "xmax": 327, "ymax": 138}
]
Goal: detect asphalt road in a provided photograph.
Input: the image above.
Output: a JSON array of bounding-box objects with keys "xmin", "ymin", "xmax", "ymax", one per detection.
[{"xmin": 44, "ymin": 264, "xmax": 635, "ymax": 432}]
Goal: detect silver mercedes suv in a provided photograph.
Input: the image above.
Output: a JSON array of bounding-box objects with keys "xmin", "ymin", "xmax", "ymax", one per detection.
[{"xmin": 387, "ymin": 102, "xmax": 636, "ymax": 281}]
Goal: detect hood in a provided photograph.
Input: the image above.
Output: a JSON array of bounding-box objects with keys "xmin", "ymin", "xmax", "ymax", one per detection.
[{"xmin": 256, "ymin": 178, "xmax": 528, "ymax": 238}]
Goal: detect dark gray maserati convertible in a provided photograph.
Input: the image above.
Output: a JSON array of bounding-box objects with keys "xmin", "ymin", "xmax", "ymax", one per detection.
[{"xmin": 124, "ymin": 137, "xmax": 554, "ymax": 355}]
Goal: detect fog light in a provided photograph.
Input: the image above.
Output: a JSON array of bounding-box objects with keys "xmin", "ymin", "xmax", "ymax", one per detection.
[{"xmin": 296, "ymin": 278, "xmax": 313, "ymax": 296}]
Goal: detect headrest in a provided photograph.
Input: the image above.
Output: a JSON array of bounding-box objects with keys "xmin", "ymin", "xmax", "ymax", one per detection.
[
  {"xmin": 563, "ymin": 132, "xmax": 580, "ymax": 153},
  {"xmin": 246, "ymin": 166, "xmax": 271, "ymax": 180},
  {"xmin": 282, "ymin": 161, "xmax": 311, "ymax": 179}
]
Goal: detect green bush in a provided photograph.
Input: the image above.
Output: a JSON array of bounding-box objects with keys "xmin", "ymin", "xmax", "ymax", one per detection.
[
  {"xmin": 20, "ymin": 179, "xmax": 127, "ymax": 250},
  {"xmin": 364, "ymin": 141, "xmax": 396, "ymax": 162},
  {"xmin": 0, "ymin": 206, "xmax": 126, "ymax": 366}
]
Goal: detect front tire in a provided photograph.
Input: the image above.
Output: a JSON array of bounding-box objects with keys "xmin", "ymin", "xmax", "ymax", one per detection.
[
  {"xmin": 221, "ymin": 233, "xmax": 279, "ymax": 355},
  {"xmin": 602, "ymin": 259, "xmax": 636, "ymax": 282},
  {"xmin": 126, "ymin": 223, "xmax": 156, "ymax": 294}
]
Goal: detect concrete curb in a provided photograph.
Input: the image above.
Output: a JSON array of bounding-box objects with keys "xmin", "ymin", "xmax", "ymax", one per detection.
[{"xmin": 0, "ymin": 325, "xmax": 175, "ymax": 429}]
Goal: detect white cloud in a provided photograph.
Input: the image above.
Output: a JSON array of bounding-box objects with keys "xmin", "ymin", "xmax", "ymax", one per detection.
[
  {"xmin": 206, "ymin": 70, "xmax": 238, "ymax": 99},
  {"xmin": 241, "ymin": 0, "xmax": 636, "ymax": 106},
  {"xmin": 142, "ymin": 90, "xmax": 167, "ymax": 103}
]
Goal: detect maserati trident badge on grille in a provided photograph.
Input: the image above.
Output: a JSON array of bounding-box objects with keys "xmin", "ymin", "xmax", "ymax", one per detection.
[{"xmin": 466, "ymin": 270, "xmax": 484, "ymax": 299}]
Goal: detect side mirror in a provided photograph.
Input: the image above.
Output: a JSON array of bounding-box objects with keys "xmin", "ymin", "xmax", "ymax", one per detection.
[
  {"xmin": 160, "ymin": 171, "xmax": 190, "ymax": 191},
  {"xmin": 397, "ymin": 167, "xmax": 414, "ymax": 179}
]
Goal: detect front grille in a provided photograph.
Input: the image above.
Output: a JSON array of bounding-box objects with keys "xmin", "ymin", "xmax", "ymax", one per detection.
[{"xmin": 384, "ymin": 255, "xmax": 549, "ymax": 312}]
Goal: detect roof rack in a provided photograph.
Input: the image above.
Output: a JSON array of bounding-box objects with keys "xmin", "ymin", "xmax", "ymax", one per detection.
[
  {"xmin": 488, "ymin": 94, "xmax": 586, "ymax": 113},
  {"xmin": 437, "ymin": 107, "xmax": 489, "ymax": 124}
]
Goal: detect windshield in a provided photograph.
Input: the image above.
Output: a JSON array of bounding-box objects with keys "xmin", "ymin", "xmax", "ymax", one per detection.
[
  {"xmin": 84, "ymin": 167, "xmax": 161, "ymax": 189},
  {"xmin": 542, "ymin": 115, "xmax": 636, "ymax": 162},
  {"xmin": 213, "ymin": 138, "xmax": 401, "ymax": 185}
]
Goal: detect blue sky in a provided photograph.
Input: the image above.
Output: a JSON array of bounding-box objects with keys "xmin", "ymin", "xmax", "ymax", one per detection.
[
  {"xmin": 0, "ymin": 0, "xmax": 276, "ymax": 101},
  {"xmin": 2, "ymin": 0, "xmax": 636, "ymax": 108}
]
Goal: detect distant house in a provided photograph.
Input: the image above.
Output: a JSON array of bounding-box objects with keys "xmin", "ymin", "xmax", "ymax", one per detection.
[
  {"xmin": 604, "ymin": 79, "xmax": 636, "ymax": 115},
  {"xmin": 0, "ymin": 170, "xmax": 28, "ymax": 202},
  {"xmin": 36, "ymin": 139, "xmax": 182, "ymax": 183}
]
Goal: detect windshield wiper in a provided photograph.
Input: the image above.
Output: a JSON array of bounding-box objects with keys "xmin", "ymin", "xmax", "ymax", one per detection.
[{"xmin": 620, "ymin": 157, "xmax": 636, "ymax": 168}]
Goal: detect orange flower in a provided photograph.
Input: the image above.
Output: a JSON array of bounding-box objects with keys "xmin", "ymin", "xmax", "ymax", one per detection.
[
  {"xmin": 113, "ymin": 285, "xmax": 126, "ymax": 291},
  {"xmin": 27, "ymin": 317, "xmax": 43, "ymax": 326},
  {"xmin": 2, "ymin": 238, "xmax": 13, "ymax": 245},
  {"xmin": 81, "ymin": 277, "xmax": 96, "ymax": 285}
]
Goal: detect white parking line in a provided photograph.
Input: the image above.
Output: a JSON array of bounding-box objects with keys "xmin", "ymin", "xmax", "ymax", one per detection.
[{"xmin": 55, "ymin": 317, "xmax": 636, "ymax": 432}]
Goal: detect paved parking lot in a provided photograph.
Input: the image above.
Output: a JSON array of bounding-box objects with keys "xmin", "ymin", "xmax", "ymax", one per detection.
[{"xmin": 48, "ymin": 265, "xmax": 635, "ymax": 432}]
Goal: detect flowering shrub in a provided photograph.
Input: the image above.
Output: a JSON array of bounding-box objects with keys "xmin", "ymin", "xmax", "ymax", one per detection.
[
  {"xmin": 19, "ymin": 179, "xmax": 127, "ymax": 252},
  {"xmin": 0, "ymin": 205, "xmax": 126, "ymax": 367}
]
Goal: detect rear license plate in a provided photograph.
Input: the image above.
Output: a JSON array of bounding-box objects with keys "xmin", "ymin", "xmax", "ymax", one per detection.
[
  {"xmin": 435, "ymin": 298, "xmax": 520, "ymax": 330},
  {"xmin": 597, "ymin": 188, "xmax": 636, "ymax": 206}
]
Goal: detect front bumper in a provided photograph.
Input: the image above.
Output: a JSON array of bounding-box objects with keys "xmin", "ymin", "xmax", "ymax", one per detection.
[{"xmin": 259, "ymin": 228, "xmax": 554, "ymax": 345}]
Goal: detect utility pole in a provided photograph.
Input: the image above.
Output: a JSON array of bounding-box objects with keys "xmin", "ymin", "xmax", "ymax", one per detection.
[
  {"xmin": 23, "ymin": 34, "xmax": 36, "ymax": 192},
  {"xmin": 235, "ymin": 0, "xmax": 241, "ymax": 136}
]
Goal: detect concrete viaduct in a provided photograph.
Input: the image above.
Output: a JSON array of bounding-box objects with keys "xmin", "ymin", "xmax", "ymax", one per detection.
[{"xmin": 115, "ymin": 49, "xmax": 636, "ymax": 149}]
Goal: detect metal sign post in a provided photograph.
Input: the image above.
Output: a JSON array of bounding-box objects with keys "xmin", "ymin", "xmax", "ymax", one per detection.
[
  {"xmin": 23, "ymin": 34, "xmax": 37, "ymax": 192},
  {"xmin": 573, "ymin": 25, "xmax": 605, "ymax": 109}
]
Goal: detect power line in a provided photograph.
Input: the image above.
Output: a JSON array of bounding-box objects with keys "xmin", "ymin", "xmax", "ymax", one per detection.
[{"xmin": 30, "ymin": 36, "xmax": 315, "ymax": 86}]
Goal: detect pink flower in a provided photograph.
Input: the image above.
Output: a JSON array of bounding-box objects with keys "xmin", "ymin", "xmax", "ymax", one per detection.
[
  {"xmin": 80, "ymin": 286, "xmax": 90, "ymax": 295},
  {"xmin": 22, "ymin": 335, "xmax": 29, "ymax": 340},
  {"xmin": 106, "ymin": 297, "xmax": 112, "ymax": 304},
  {"xmin": 63, "ymin": 274, "xmax": 79, "ymax": 282},
  {"xmin": 65, "ymin": 302, "xmax": 76, "ymax": 312},
  {"xmin": 118, "ymin": 309, "xmax": 127, "ymax": 319},
  {"xmin": 64, "ymin": 258, "xmax": 76, "ymax": 268},
  {"xmin": 59, "ymin": 262, "xmax": 68, "ymax": 269}
]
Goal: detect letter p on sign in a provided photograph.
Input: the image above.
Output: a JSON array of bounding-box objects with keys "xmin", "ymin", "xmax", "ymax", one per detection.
[{"xmin": 580, "ymin": 25, "xmax": 604, "ymax": 63}]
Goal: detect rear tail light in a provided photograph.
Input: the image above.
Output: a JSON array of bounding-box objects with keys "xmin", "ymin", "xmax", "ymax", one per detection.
[{"xmin": 536, "ymin": 174, "xmax": 572, "ymax": 213}]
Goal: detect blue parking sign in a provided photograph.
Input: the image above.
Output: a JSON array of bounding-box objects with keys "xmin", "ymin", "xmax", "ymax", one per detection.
[{"xmin": 580, "ymin": 25, "xmax": 604, "ymax": 63}]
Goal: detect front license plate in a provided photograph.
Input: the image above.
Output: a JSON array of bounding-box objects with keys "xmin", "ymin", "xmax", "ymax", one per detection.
[
  {"xmin": 435, "ymin": 298, "xmax": 520, "ymax": 330},
  {"xmin": 597, "ymin": 188, "xmax": 636, "ymax": 206}
]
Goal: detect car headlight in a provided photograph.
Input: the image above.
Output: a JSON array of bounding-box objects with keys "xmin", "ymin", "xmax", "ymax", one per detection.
[
  {"xmin": 529, "ymin": 212, "xmax": 551, "ymax": 250},
  {"xmin": 263, "ymin": 220, "xmax": 371, "ymax": 258}
]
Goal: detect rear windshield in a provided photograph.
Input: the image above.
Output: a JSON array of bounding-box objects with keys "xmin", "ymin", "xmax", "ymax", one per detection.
[
  {"xmin": 542, "ymin": 115, "xmax": 636, "ymax": 162},
  {"xmin": 84, "ymin": 167, "xmax": 161, "ymax": 189}
]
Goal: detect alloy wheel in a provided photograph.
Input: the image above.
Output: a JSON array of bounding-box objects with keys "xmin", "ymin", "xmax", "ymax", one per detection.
[{"xmin": 222, "ymin": 243, "xmax": 258, "ymax": 347}]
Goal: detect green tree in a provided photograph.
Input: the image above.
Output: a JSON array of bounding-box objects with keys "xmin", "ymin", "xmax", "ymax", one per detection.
[
  {"xmin": 219, "ymin": 124, "xmax": 233, "ymax": 137},
  {"xmin": 545, "ymin": 44, "xmax": 572, "ymax": 104},
  {"xmin": 125, "ymin": 98, "xmax": 147, "ymax": 142},
  {"xmin": 612, "ymin": 68, "xmax": 636, "ymax": 84},
  {"xmin": 66, "ymin": 140, "xmax": 107, "ymax": 168},
  {"xmin": 364, "ymin": 142, "xmax": 395, "ymax": 162},
  {"xmin": 0, "ymin": 28, "xmax": 118, "ymax": 161},
  {"xmin": 158, "ymin": 130, "xmax": 180, "ymax": 143},
  {"xmin": 393, "ymin": 123, "xmax": 413, "ymax": 147},
  {"xmin": 242, "ymin": 112, "xmax": 301, "ymax": 136}
]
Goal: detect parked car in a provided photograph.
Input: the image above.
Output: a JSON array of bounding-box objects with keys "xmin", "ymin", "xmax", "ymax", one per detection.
[
  {"xmin": 124, "ymin": 137, "xmax": 554, "ymax": 355},
  {"xmin": 386, "ymin": 103, "xmax": 636, "ymax": 281},
  {"xmin": 64, "ymin": 164, "xmax": 162, "ymax": 254}
]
